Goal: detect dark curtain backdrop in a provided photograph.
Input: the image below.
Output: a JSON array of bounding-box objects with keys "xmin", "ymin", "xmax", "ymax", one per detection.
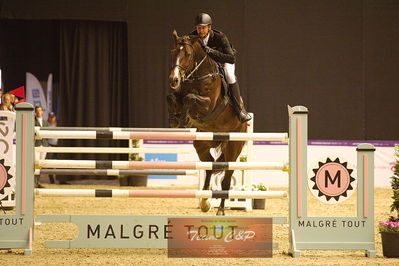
[
  {"xmin": 58, "ymin": 20, "xmax": 129, "ymax": 161},
  {"xmin": 0, "ymin": 20, "xmax": 59, "ymax": 91},
  {"xmin": 126, "ymin": 0, "xmax": 399, "ymax": 140},
  {"xmin": 1, "ymin": 0, "xmax": 399, "ymax": 140},
  {"xmin": 365, "ymin": 1, "xmax": 399, "ymax": 139}
]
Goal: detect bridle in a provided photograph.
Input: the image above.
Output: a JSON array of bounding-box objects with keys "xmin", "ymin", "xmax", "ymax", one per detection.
[
  {"xmin": 172, "ymin": 41, "xmax": 218, "ymax": 82},
  {"xmin": 170, "ymin": 39, "xmax": 229, "ymax": 123}
]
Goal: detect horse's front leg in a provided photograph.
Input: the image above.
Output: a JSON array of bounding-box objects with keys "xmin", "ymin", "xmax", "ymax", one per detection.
[
  {"xmin": 217, "ymin": 169, "xmax": 234, "ymax": 216},
  {"xmin": 197, "ymin": 169, "xmax": 213, "ymax": 212},
  {"xmin": 167, "ymin": 92, "xmax": 184, "ymax": 128}
]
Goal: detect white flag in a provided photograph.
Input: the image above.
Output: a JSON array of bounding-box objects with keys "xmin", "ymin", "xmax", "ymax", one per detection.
[
  {"xmin": 26, "ymin": 72, "xmax": 48, "ymax": 119},
  {"xmin": 47, "ymin": 73, "xmax": 53, "ymax": 114}
]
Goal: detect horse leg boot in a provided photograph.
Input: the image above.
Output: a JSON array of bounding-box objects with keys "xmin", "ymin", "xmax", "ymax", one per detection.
[{"xmin": 229, "ymin": 82, "xmax": 252, "ymax": 123}]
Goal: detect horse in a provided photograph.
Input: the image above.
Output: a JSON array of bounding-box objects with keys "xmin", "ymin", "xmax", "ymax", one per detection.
[{"xmin": 167, "ymin": 30, "xmax": 247, "ymax": 215}]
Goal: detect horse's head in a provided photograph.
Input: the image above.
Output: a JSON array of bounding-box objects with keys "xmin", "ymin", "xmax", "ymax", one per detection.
[{"xmin": 169, "ymin": 30, "xmax": 201, "ymax": 90}]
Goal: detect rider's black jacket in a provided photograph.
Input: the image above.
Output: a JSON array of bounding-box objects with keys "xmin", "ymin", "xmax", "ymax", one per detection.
[{"xmin": 189, "ymin": 29, "xmax": 236, "ymax": 64}]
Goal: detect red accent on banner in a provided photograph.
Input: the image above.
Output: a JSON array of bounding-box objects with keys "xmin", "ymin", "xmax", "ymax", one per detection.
[
  {"xmin": 14, "ymin": 98, "xmax": 26, "ymax": 104},
  {"xmin": 9, "ymin": 86, "xmax": 25, "ymax": 98}
]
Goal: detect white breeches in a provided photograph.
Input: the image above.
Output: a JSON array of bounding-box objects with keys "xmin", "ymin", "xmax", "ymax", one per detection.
[{"xmin": 223, "ymin": 63, "xmax": 236, "ymax": 84}]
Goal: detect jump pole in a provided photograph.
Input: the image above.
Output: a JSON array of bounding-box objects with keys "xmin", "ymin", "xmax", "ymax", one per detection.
[
  {"xmin": 37, "ymin": 126, "xmax": 197, "ymax": 132},
  {"xmin": 35, "ymin": 130, "xmax": 289, "ymax": 142},
  {"xmin": 34, "ymin": 169, "xmax": 199, "ymax": 176},
  {"xmin": 36, "ymin": 160, "xmax": 289, "ymax": 171},
  {"xmin": 35, "ymin": 146, "xmax": 195, "ymax": 154},
  {"xmin": 35, "ymin": 189, "xmax": 287, "ymax": 199}
]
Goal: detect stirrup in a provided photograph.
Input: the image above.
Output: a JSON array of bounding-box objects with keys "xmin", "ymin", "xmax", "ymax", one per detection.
[{"xmin": 238, "ymin": 110, "xmax": 252, "ymax": 123}]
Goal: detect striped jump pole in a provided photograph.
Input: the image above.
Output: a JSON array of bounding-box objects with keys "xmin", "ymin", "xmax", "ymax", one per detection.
[
  {"xmin": 35, "ymin": 146, "xmax": 195, "ymax": 154},
  {"xmin": 34, "ymin": 169, "xmax": 199, "ymax": 176},
  {"xmin": 36, "ymin": 126, "xmax": 197, "ymax": 132},
  {"xmin": 35, "ymin": 130, "xmax": 289, "ymax": 142},
  {"xmin": 36, "ymin": 160, "xmax": 289, "ymax": 171},
  {"xmin": 35, "ymin": 188, "xmax": 287, "ymax": 199}
]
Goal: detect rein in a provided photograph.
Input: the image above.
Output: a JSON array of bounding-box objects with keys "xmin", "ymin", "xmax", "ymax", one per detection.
[{"xmin": 185, "ymin": 54, "xmax": 208, "ymax": 80}]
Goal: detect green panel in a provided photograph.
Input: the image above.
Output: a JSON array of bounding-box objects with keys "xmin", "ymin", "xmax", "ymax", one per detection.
[
  {"xmin": 40, "ymin": 215, "xmax": 285, "ymax": 249},
  {"xmin": 288, "ymin": 105, "xmax": 375, "ymax": 258}
]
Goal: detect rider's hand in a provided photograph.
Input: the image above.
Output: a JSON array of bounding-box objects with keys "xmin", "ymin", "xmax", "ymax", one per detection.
[
  {"xmin": 199, "ymin": 39, "xmax": 214, "ymax": 54},
  {"xmin": 204, "ymin": 46, "xmax": 214, "ymax": 54}
]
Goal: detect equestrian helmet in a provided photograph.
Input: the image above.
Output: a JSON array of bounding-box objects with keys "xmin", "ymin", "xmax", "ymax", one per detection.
[{"xmin": 195, "ymin": 13, "xmax": 212, "ymax": 26}]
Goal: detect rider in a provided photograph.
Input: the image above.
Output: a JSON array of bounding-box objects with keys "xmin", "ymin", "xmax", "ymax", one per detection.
[{"xmin": 190, "ymin": 13, "xmax": 251, "ymax": 123}]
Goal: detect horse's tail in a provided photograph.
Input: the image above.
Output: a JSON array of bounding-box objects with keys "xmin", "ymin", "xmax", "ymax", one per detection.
[{"xmin": 210, "ymin": 142, "xmax": 224, "ymax": 161}]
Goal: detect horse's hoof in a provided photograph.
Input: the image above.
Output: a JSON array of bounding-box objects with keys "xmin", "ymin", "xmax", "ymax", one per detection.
[
  {"xmin": 200, "ymin": 199, "xmax": 211, "ymax": 212},
  {"xmin": 216, "ymin": 209, "xmax": 225, "ymax": 216}
]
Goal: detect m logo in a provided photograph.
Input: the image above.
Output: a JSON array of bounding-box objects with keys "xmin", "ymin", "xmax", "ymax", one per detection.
[
  {"xmin": 325, "ymin": 170, "xmax": 341, "ymax": 187},
  {"xmin": 308, "ymin": 158, "xmax": 356, "ymax": 204}
]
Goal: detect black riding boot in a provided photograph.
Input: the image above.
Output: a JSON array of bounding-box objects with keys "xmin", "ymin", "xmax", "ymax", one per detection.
[{"xmin": 229, "ymin": 82, "xmax": 252, "ymax": 123}]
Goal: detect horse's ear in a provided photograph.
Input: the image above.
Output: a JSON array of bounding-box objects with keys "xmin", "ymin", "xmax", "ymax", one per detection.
[{"xmin": 172, "ymin": 30, "xmax": 179, "ymax": 42}]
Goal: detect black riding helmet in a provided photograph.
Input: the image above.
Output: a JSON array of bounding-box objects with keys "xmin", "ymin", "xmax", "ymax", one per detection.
[{"xmin": 195, "ymin": 13, "xmax": 212, "ymax": 26}]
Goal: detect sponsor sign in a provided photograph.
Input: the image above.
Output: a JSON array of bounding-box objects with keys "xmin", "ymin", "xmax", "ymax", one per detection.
[{"xmin": 168, "ymin": 217, "xmax": 272, "ymax": 258}]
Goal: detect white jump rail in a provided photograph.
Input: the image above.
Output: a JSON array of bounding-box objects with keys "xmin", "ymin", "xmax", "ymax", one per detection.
[
  {"xmin": 34, "ymin": 169, "xmax": 199, "ymax": 176},
  {"xmin": 35, "ymin": 188, "xmax": 287, "ymax": 199},
  {"xmin": 36, "ymin": 160, "xmax": 289, "ymax": 171},
  {"xmin": 35, "ymin": 146, "xmax": 195, "ymax": 154},
  {"xmin": 35, "ymin": 130, "xmax": 289, "ymax": 142},
  {"xmin": 36, "ymin": 126, "xmax": 197, "ymax": 132}
]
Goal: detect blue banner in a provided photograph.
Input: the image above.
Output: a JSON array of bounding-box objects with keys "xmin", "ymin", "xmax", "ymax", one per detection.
[{"xmin": 145, "ymin": 153, "xmax": 177, "ymax": 179}]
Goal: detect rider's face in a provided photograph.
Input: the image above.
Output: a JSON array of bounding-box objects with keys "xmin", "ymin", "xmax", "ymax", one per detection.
[{"xmin": 196, "ymin": 25, "xmax": 211, "ymax": 38}]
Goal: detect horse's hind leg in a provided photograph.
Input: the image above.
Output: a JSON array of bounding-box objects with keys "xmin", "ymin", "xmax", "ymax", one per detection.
[
  {"xmin": 193, "ymin": 141, "xmax": 214, "ymax": 190},
  {"xmin": 217, "ymin": 141, "xmax": 245, "ymax": 216},
  {"xmin": 193, "ymin": 141, "xmax": 215, "ymax": 212},
  {"xmin": 202, "ymin": 170, "xmax": 213, "ymax": 190},
  {"xmin": 217, "ymin": 169, "xmax": 234, "ymax": 216}
]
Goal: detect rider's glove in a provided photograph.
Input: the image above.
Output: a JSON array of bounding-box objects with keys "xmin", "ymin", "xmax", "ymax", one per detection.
[
  {"xmin": 204, "ymin": 46, "xmax": 214, "ymax": 54},
  {"xmin": 199, "ymin": 39, "xmax": 214, "ymax": 54}
]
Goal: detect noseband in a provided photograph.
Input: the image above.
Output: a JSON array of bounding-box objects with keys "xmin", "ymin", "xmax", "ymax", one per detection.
[{"xmin": 172, "ymin": 41, "xmax": 216, "ymax": 82}]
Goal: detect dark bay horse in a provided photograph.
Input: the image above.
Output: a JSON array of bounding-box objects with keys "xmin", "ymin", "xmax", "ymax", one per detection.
[{"xmin": 167, "ymin": 30, "xmax": 247, "ymax": 215}]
